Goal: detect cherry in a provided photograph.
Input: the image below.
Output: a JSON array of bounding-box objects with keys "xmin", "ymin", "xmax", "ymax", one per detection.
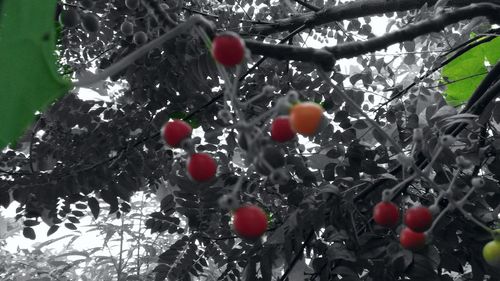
[
  {"xmin": 483, "ymin": 239, "xmax": 500, "ymax": 267},
  {"xmin": 289, "ymin": 102, "xmax": 324, "ymax": 136},
  {"xmin": 162, "ymin": 120, "xmax": 192, "ymax": 148},
  {"xmin": 187, "ymin": 153, "xmax": 217, "ymax": 182},
  {"xmin": 212, "ymin": 33, "xmax": 245, "ymax": 67},
  {"xmin": 373, "ymin": 201, "xmax": 399, "ymax": 228},
  {"xmin": 59, "ymin": 9, "xmax": 80, "ymax": 28},
  {"xmin": 404, "ymin": 206, "xmax": 433, "ymax": 233},
  {"xmin": 120, "ymin": 21, "xmax": 134, "ymax": 36},
  {"xmin": 233, "ymin": 205, "xmax": 268, "ymax": 239},
  {"xmin": 125, "ymin": 0, "xmax": 140, "ymax": 10},
  {"xmin": 81, "ymin": 0, "xmax": 95, "ymax": 10},
  {"xmin": 271, "ymin": 116, "xmax": 295, "ymax": 143},
  {"xmin": 400, "ymin": 227, "xmax": 426, "ymax": 250},
  {"xmin": 133, "ymin": 31, "xmax": 148, "ymax": 45},
  {"xmin": 81, "ymin": 13, "xmax": 100, "ymax": 33}
]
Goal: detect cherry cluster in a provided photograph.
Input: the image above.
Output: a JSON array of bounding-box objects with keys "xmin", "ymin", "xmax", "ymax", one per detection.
[
  {"xmin": 59, "ymin": 0, "xmax": 100, "ymax": 33},
  {"xmin": 160, "ymin": 32, "xmax": 327, "ymax": 240}
]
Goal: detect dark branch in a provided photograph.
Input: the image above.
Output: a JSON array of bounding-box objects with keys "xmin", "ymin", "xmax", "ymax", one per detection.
[
  {"xmin": 244, "ymin": 3, "xmax": 500, "ymax": 68},
  {"xmin": 251, "ymin": 0, "xmax": 488, "ymax": 35},
  {"xmin": 278, "ymin": 230, "xmax": 315, "ymax": 281},
  {"xmin": 291, "ymin": 0, "xmax": 321, "ymax": 12},
  {"xmin": 245, "ymin": 40, "xmax": 335, "ymax": 70}
]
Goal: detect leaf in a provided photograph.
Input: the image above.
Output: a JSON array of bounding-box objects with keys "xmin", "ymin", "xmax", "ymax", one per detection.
[
  {"xmin": 0, "ymin": 0, "xmax": 71, "ymax": 148},
  {"xmin": 23, "ymin": 226, "xmax": 36, "ymax": 240},
  {"xmin": 64, "ymin": 222, "xmax": 77, "ymax": 230},
  {"xmin": 87, "ymin": 197, "xmax": 100, "ymax": 219},
  {"xmin": 47, "ymin": 225, "xmax": 59, "ymax": 236},
  {"xmin": 441, "ymin": 37, "xmax": 500, "ymax": 105}
]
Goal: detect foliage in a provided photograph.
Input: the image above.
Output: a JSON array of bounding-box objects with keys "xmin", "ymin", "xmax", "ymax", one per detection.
[
  {"xmin": 0, "ymin": 0, "xmax": 500, "ymax": 281},
  {"xmin": 0, "ymin": 0, "xmax": 71, "ymax": 148},
  {"xmin": 442, "ymin": 36, "xmax": 500, "ymax": 105}
]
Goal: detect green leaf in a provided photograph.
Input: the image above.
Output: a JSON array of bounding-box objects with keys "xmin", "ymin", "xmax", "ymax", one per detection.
[
  {"xmin": 0, "ymin": 0, "xmax": 71, "ymax": 149},
  {"xmin": 168, "ymin": 112, "xmax": 200, "ymax": 128},
  {"xmin": 441, "ymin": 37, "xmax": 500, "ymax": 106}
]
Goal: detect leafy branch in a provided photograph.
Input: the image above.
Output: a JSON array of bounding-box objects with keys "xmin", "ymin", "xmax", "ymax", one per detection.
[
  {"xmin": 244, "ymin": 3, "xmax": 500, "ymax": 68},
  {"xmin": 250, "ymin": 0, "xmax": 484, "ymax": 35}
]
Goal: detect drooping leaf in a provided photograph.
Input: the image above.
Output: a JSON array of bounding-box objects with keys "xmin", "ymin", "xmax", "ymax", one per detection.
[
  {"xmin": 23, "ymin": 226, "xmax": 36, "ymax": 240},
  {"xmin": 0, "ymin": 0, "xmax": 72, "ymax": 148},
  {"xmin": 87, "ymin": 197, "xmax": 100, "ymax": 219},
  {"xmin": 442, "ymin": 37, "xmax": 500, "ymax": 106}
]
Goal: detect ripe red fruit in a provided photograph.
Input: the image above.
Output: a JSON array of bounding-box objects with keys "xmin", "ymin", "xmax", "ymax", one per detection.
[
  {"xmin": 404, "ymin": 206, "xmax": 433, "ymax": 232},
  {"xmin": 162, "ymin": 120, "xmax": 192, "ymax": 148},
  {"xmin": 233, "ymin": 205, "xmax": 268, "ymax": 239},
  {"xmin": 400, "ymin": 227, "xmax": 426, "ymax": 250},
  {"xmin": 373, "ymin": 201, "xmax": 399, "ymax": 228},
  {"xmin": 212, "ymin": 33, "xmax": 245, "ymax": 67},
  {"xmin": 271, "ymin": 116, "xmax": 295, "ymax": 143},
  {"xmin": 187, "ymin": 153, "xmax": 217, "ymax": 182}
]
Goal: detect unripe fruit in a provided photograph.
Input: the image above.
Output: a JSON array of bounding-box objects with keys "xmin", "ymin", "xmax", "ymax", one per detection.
[
  {"xmin": 456, "ymin": 155, "xmax": 472, "ymax": 169},
  {"xmin": 59, "ymin": 9, "xmax": 80, "ymax": 28},
  {"xmin": 162, "ymin": 120, "xmax": 192, "ymax": 148},
  {"xmin": 400, "ymin": 227, "xmax": 426, "ymax": 250},
  {"xmin": 81, "ymin": 13, "xmax": 100, "ymax": 33},
  {"xmin": 439, "ymin": 135, "xmax": 456, "ymax": 148},
  {"xmin": 218, "ymin": 109, "xmax": 232, "ymax": 123},
  {"xmin": 404, "ymin": 206, "xmax": 433, "ymax": 233},
  {"xmin": 120, "ymin": 21, "xmax": 134, "ymax": 36},
  {"xmin": 271, "ymin": 116, "xmax": 295, "ymax": 143},
  {"xmin": 212, "ymin": 33, "xmax": 245, "ymax": 67},
  {"xmin": 483, "ymin": 239, "xmax": 500, "ymax": 267},
  {"xmin": 290, "ymin": 102, "xmax": 324, "ymax": 136},
  {"xmin": 255, "ymin": 146, "xmax": 285, "ymax": 175},
  {"xmin": 81, "ymin": 0, "xmax": 95, "ymax": 9},
  {"xmin": 218, "ymin": 194, "xmax": 239, "ymax": 210},
  {"xmin": 396, "ymin": 153, "xmax": 413, "ymax": 167},
  {"xmin": 125, "ymin": 0, "xmax": 140, "ymax": 10},
  {"xmin": 413, "ymin": 128, "xmax": 423, "ymax": 142},
  {"xmin": 187, "ymin": 153, "xmax": 217, "ymax": 182},
  {"xmin": 133, "ymin": 31, "xmax": 148, "ymax": 45},
  {"xmin": 233, "ymin": 205, "xmax": 268, "ymax": 239},
  {"xmin": 373, "ymin": 201, "xmax": 399, "ymax": 228},
  {"xmin": 471, "ymin": 177, "xmax": 485, "ymax": 188}
]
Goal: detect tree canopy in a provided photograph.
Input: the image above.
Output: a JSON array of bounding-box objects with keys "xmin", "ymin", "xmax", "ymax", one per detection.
[{"xmin": 1, "ymin": 0, "xmax": 500, "ymax": 280}]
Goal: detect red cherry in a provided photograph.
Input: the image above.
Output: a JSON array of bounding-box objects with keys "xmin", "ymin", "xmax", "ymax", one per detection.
[
  {"xmin": 233, "ymin": 205, "xmax": 268, "ymax": 239},
  {"xmin": 404, "ymin": 206, "xmax": 433, "ymax": 233},
  {"xmin": 373, "ymin": 201, "xmax": 399, "ymax": 228},
  {"xmin": 212, "ymin": 33, "xmax": 245, "ymax": 67},
  {"xmin": 400, "ymin": 227, "xmax": 426, "ymax": 250},
  {"xmin": 271, "ymin": 116, "xmax": 295, "ymax": 143},
  {"xmin": 162, "ymin": 120, "xmax": 192, "ymax": 148},
  {"xmin": 187, "ymin": 153, "xmax": 217, "ymax": 182}
]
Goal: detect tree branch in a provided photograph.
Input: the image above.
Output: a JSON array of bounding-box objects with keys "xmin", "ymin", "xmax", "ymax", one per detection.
[
  {"xmin": 325, "ymin": 3, "xmax": 500, "ymax": 59},
  {"xmin": 278, "ymin": 230, "xmax": 314, "ymax": 281},
  {"xmin": 251, "ymin": 0, "xmax": 490, "ymax": 35},
  {"xmin": 291, "ymin": 0, "xmax": 321, "ymax": 12},
  {"xmin": 244, "ymin": 3, "xmax": 500, "ymax": 68}
]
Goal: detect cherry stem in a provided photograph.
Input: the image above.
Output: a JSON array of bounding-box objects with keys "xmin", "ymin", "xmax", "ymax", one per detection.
[
  {"xmin": 457, "ymin": 186, "xmax": 477, "ymax": 206},
  {"xmin": 453, "ymin": 200, "xmax": 494, "ymax": 234},
  {"xmin": 426, "ymin": 204, "xmax": 451, "ymax": 234}
]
